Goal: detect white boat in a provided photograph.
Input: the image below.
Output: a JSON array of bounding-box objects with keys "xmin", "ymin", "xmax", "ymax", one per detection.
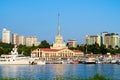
[
  {"xmin": 0, "ymin": 45, "xmax": 33, "ymax": 65},
  {"xmin": 33, "ymin": 59, "xmax": 46, "ymax": 65},
  {"xmin": 53, "ymin": 60, "xmax": 64, "ymax": 64},
  {"xmin": 84, "ymin": 57, "xmax": 96, "ymax": 64},
  {"xmin": 111, "ymin": 59, "xmax": 117, "ymax": 64}
]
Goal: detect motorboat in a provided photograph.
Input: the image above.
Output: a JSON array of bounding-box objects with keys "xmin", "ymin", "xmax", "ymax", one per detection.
[
  {"xmin": 31, "ymin": 58, "xmax": 46, "ymax": 65},
  {"xmin": 84, "ymin": 57, "xmax": 96, "ymax": 64},
  {"xmin": 111, "ymin": 59, "xmax": 117, "ymax": 64},
  {"xmin": 53, "ymin": 60, "xmax": 64, "ymax": 64}
]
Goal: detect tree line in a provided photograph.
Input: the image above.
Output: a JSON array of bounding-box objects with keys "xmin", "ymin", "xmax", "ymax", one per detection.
[
  {"xmin": 0, "ymin": 40, "xmax": 50, "ymax": 56},
  {"xmin": 0, "ymin": 40, "xmax": 120, "ymax": 56},
  {"xmin": 69, "ymin": 42, "xmax": 120, "ymax": 54}
]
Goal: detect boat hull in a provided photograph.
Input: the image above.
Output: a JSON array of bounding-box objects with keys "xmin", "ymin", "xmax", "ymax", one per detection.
[
  {"xmin": 84, "ymin": 58, "xmax": 96, "ymax": 64},
  {"xmin": 84, "ymin": 62, "xmax": 96, "ymax": 64},
  {"xmin": 0, "ymin": 60, "xmax": 30, "ymax": 65}
]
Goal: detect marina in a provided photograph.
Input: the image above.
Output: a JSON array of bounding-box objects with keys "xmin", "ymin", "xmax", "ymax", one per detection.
[{"xmin": 0, "ymin": 45, "xmax": 120, "ymax": 65}]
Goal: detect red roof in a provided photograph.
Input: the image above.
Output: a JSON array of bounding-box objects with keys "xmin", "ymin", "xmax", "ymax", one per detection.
[
  {"xmin": 32, "ymin": 48, "xmax": 83, "ymax": 53},
  {"xmin": 72, "ymin": 50, "xmax": 81, "ymax": 53},
  {"xmin": 37, "ymin": 48, "xmax": 67, "ymax": 52}
]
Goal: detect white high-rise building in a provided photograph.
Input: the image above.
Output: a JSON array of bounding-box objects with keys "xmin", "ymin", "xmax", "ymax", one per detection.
[
  {"xmin": 12, "ymin": 33, "xmax": 25, "ymax": 45},
  {"xmin": 104, "ymin": 32, "xmax": 119, "ymax": 48},
  {"xmin": 12, "ymin": 33, "xmax": 19, "ymax": 45},
  {"xmin": 2, "ymin": 28, "xmax": 10, "ymax": 44},
  {"xmin": 25, "ymin": 36, "xmax": 40, "ymax": 46},
  {"xmin": 85, "ymin": 35, "xmax": 101, "ymax": 46},
  {"xmin": 18, "ymin": 36, "xmax": 25, "ymax": 45},
  {"xmin": 101, "ymin": 32, "xmax": 108, "ymax": 44}
]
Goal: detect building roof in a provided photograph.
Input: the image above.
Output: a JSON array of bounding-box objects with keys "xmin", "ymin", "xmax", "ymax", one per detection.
[
  {"xmin": 105, "ymin": 32, "xmax": 118, "ymax": 36},
  {"xmin": 72, "ymin": 50, "xmax": 81, "ymax": 53},
  {"xmin": 32, "ymin": 48, "xmax": 82, "ymax": 53},
  {"xmin": 39, "ymin": 48, "xmax": 60, "ymax": 52}
]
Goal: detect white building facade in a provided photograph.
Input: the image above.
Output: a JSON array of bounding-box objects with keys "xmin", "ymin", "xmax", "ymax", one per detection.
[
  {"xmin": 104, "ymin": 32, "xmax": 119, "ymax": 48},
  {"xmin": 85, "ymin": 35, "xmax": 101, "ymax": 46},
  {"xmin": 2, "ymin": 28, "xmax": 10, "ymax": 44},
  {"xmin": 31, "ymin": 15, "xmax": 84, "ymax": 61},
  {"xmin": 50, "ymin": 18, "xmax": 67, "ymax": 49},
  {"xmin": 12, "ymin": 33, "xmax": 19, "ymax": 45},
  {"xmin": 12, "ymin": 33, "xmax": 25, "ymax": 45},
  {"xmin": 25, "ymin": 36, "xmax": 40, "ymax": 46},
  {"xmin": 18, "ymin": 36, "xmax": 25, "ymax": 45}
]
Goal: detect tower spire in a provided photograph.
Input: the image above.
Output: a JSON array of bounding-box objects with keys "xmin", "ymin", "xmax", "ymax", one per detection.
[{"xmin": 58, "ymin": 13, "xmax": 60, "ymax": 36}]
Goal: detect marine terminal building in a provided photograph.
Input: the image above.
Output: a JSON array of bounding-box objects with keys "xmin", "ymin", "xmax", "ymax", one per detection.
[{"xmin": 31, "ymin": 16, "xmax": 84, "ymax": 61}]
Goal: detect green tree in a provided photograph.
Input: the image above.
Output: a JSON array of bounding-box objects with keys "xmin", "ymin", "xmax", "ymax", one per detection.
[
  {"xmin": 38, "ymin": 40, "xmax": 50, "ymax": 48},
  {"xmin": 100, "ymin": 44, "xmax": 107, "ymax": 54},
  {"xmin": 0, "ymin": 43, "xmax": 14, "ymax": 54},
  {"xmin": 107, "ymin": 45, "xmax": 116, "ymax": 54},
  {"xmin": 87, "ymin": 43, "xmax": 100, "ymax": 54},
  {"xmin": 69, "ymin": 47, "xmax": 76, "ymax": 50},
  {"xmin": 116, "ymin": 48, "xmax": 120, "ymax": 53},
  {"xmin": 19, "ymin": 45, "xmax": 32, "ymax": 56},
  {"xmin": 0, "ymin": 47, "xmax": 4, "ymax": 55}
]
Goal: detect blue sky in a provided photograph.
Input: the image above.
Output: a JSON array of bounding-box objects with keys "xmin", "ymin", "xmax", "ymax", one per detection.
[{"xmin": 0, "ymin": 0, "xmax": 120, "ymax": 44}]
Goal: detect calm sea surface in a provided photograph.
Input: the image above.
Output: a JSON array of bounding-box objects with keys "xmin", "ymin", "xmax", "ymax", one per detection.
[{"xmin": 0, "ymin": 64, "xmax": 120, "ymax": 80}]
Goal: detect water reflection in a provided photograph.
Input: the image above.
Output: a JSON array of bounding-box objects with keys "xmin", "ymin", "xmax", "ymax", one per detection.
[
  {"xmin": 0, "ymin": 65, "xmax": 26, "ymax": 78},
  {"xmin": 0, "ymin": 64, "xmax": 120, "ymax": 79},
  {"xmin": 52, "ymin": 64, "xmax": 64, "ymax": 76}
]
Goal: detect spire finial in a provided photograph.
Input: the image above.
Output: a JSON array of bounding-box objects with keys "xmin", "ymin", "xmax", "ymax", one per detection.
[{"xmin": 58, "ymin": 13, "xmax": 60, "ymax": 36}]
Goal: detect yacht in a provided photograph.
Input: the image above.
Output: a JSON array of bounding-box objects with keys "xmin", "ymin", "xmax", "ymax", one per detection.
[{"xmin": 0, "ymin": 45, "xmax": 33, "ymax": 65}]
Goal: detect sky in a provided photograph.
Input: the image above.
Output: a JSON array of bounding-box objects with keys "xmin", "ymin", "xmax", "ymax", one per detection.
[{"xmin": 0, "ymin": 0, "xmax": 120, "ymax": 44}]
